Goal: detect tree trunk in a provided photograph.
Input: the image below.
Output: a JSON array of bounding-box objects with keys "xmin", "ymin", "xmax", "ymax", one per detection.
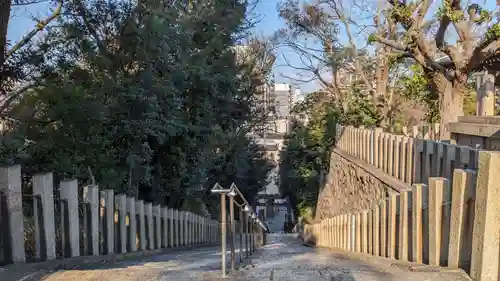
[
  {"xmin": 0, "ymin": 0, "xmax": 12, "ymax": 75},
  {"xmin": 438, "ymin": 80, "xmax": 464, "ymax": 140}
]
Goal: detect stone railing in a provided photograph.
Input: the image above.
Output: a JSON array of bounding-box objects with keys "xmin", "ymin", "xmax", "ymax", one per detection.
[
  {"xmin": 383, "ymin": 123, "xmax": 441, "ymax": 140},
  {"xmin": 398, "ymin": 123, "xmax": 440, "ymax": 140},
  {"xmin": 0, "ymin": 165, "xmax": 262, "ymax": 267},
  {"xmin": 335, "ymin": 124, "xmax": 479, "ymax": 186},
  {"xmin": 303, "ymin": 124, "xmax": 500, "ymax": 281}
]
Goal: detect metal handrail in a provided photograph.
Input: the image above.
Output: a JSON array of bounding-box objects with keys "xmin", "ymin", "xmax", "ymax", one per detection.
[{"xmin": 211, "ymin": 182, "xmax": 267, "ymax": 277}]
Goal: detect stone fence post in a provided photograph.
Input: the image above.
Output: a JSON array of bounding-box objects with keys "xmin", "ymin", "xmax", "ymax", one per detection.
[
  {"xmin": 161, "ymin": 207, "xmax": 168, "ymax": 248},
  {"xmin": 136, "ymin": 200, "xmax": 146, "ymax": 250},
  {"xmin": 101, "ymin": 189, "xmax": 114, "ymax": 254},
  {"xmin": 115, "ymin": 194, "xmax": 127, "ymax": 253},
  {"xmin": 126, "ymin": 197, "xmax": 137, "ymax": 252},
  {"xmin": 59, "ymin": 179, "xmax": 80, "ymax": 257},
  {"xmin": 154, "ymin": 205, "xmax": 161, "ymax": 249},
  {"xmin": 33, "ymin": 172, "xmax": 56, "ymax": 260},
  {"xmin": 83, "ymin": 185, "xmax": 99, "ymax": 255},
  {"xmin": 145, "ymin": 203, "xmax": 153, "ymax": 250},
  {"xmin": 471, "ymin": 151, "xmax": 500, "ymax": 281},
  {"xmin": 0, "ymin": 165, "xmax": 25, "ymax": 263}
]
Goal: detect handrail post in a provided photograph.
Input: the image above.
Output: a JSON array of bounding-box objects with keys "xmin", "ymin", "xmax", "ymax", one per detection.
[
  {"xmin": 245, "ymin": 213, "xmax": 249, "ymax": 258},
  {"xmin": 249, "ymin": 218, "xmax": 253, "ymax": 254},
  {"xmin": 210, "ymin": 182, "xmax": 267, "ymax": 277},
  {"xmin": 239, "ymin": 207, "xmax": 243, "ymax": 262},
  {"xmin": 220, "ymin": 193, "xmax": 227, "ymax": 278},
  {"xmin": 229, "ymin": 194, "xmax": 236, "ymax": 271}
]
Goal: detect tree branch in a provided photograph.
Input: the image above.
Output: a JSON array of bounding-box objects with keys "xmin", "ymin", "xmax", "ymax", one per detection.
[
  {"xmin": 414, "ymin": 0, "xmax": 432, "ymax": 27},
  {"xmin": 329, "ymin": 0, "xmax": 373, "ymax": 91},
  {"xmin": 435, "ymin": 16, "xmax": 464, "ymax": 69},
  {"xmin": 6, "ymin": 0, "xmax": 63, "ymax": 59},
  {"xmin": 467, "ymin": 38, "xmax": 500, "ymax": 72},
  {"xmin": 0, "ymin": 80, "xmax": 41, "ymax": 113},
  {"xmin": 373, "ymin": 34, "xmax": 407, "ymax": 51},
  {"xmin": 12, "ymin": 0, "xmax": 48, "ymax": 6}
]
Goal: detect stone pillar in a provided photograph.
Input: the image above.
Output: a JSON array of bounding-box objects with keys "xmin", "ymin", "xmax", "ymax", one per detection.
[
  {"xmin": 126, "ymin": 197, "xmax": 137, "ymax": 252},
  {"xmin": 361, "ymin": 211, "xmax": 368, "ymax": 253},
  {"xmin": 154, "ymin": 205, "xmax": 161, "ymax": 249},
  {"xmin": 59, "ymin": 179, "xmax": 80, "ymax": 257},
  {"xmin": 398, "ymin": 191, "xmax": 409, "ymax": 261},
  {"xmin": 33, "ymin": 173, "xmax": 56, "ymax": 260},
  {"xmin": 195, "ymin": 214, "xmax": 199, "ymax": 244},
  {"xmin": 412, "ymin": 184, "xmax": 425, "ymax": 263},
  {"xmin": 367, "ymin": 211, "xmax": 372, "ymax": 254},
  {"xmin": 197, "ymin": 215, "xmax": 201, "ymax": 245},
  {"xmin": 380, "ymin": 200, "xmax": 387, "ymax": 257},
  {"xmin": 202, "ymin": 216, "xmax": 206, "ymax": 244},
  {"xmin": 0, "ymin": 165, "xmax": 25, "ymax": 263},
  {"xmin": 136, "ymin": 200, "xmax": 146, "ymax": 250},
  {"xmin": 145, "ymin": 203, "xmax": 154, "ymax": 250},
  {"xmin": 83, "ymin": 185, "xmax": 99, "ymax": 255},
  {"xmin": 179, "ymin": 211, "xmax": 185, "ymax": 246},
  {"xmin": 169, "ymin": 209, "xmax": 175, "ymax": 247},
  {"xmin": 471, "ymin": 151, "xmax": 500, "ymax": 281},
  {"xmin": 476, "ymin": 71, "xmax": 496, "ymax": 116},
  {"xmin": 387, "ymin": 194, "xmax": 397, "ymax": 259},
  {"xmin": 173, "ymin": 209, "xmax": 179, "ymax": 247},
  {"xmin": 405, "ymin": 138, "xmax": 414, "ymax": 185},
  {"xmin": 193, "ymin": 213, "xmax": 197, "ymax": 245},
  {"xmin": 448, "ymin": 169, "xmax": 475, "ymax": 268},
  {"xmin": 100, "ymin": 189, "xmax": 114, "ymax": 254},
  {"xmin": 354, "ymin": 214, "xmax": 361, "ymax": 252},
  {"xmin": 194, "ymin": 214, "xmax": 198, "ymax": 244},
  {"xmin": 208, "ymin": 220, "xmax": 211, "ymax": 244},
  {"xmin": 115, "ymin": 194, "xmax": 127, "ymax": 253},
  {"xmin": 184, "ymin": 212, "xmax": 189, "ymax": 246},
  {"xmin": 428, "ymin": 177, "xmax": 447, "ymax": 266},
  {"xmin": 187, "ymin": 212, "xmax": 192, "ymax": 245},
  {"xmin": 373, "ymin": 206, "xmax": 380, "ymax": 256},
  {"xmin": 161, "ymin": 207, "xmax": 168, "ymax": 248}
]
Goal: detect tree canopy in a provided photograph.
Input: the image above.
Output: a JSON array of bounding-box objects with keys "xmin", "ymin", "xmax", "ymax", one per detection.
[{"xmin": 0, "ymin": 0, "xmax": 274, "ymax": 214}]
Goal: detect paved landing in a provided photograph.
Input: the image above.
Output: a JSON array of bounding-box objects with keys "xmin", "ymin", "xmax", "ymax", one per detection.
[{"xmin": 11, "ymin": 234, "xmax": 472, "ymax": 281}]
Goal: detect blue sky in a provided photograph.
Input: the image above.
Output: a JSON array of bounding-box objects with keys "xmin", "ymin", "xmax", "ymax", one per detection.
[
  {"xmin": 7, "ymin": 0, "xmax": 499, "ymax": 94},
  {"xmin": 8, "ymin": 0, "xmax": 320, "ymax": 92}
]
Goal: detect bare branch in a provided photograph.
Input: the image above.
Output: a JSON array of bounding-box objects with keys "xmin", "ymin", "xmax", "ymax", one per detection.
[
  {"xmin": 373, "ymin": 34, "xmax": 407, "ymax": 51},
  {"xmin": 328, "ymin": 0, "xmax": 373, "ymax": 91},
  {"xmin": 12, "ymin": 0, "xmax": 49, "ymax": 6},
  {"xmin": 414, "ymin": 0, "xmax": 433, "ymax": 27},
  {"xmin": 6, "ymin": 0, "xmax": 63, "ymax": 59},
  {"xmin": 468, "ymin": 38, "xmax": 500, "ymax": 72},
  {"xmin": 0, "ymin": 80, "xmax": 41, "ymax": 113}
]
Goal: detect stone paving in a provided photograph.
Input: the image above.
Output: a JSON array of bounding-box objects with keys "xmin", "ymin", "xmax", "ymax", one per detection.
[{"xmin": 16, "ymin": 234, "xmax": 472, "ymax": 281}]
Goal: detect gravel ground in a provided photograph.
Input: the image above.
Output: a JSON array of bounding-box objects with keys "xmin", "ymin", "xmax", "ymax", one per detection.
[{"xmin": 31, "ymin": 234, "xmax": 472, "ymax": 281}]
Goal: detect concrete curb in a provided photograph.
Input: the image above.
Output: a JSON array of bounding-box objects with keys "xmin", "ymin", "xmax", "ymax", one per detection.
[
  {"xmin": 0, "ymin": 243, "xmax": 220, "ymax": 281},
  {"xmin": 300, "ymin": 241, "xmax": 471, "ymax": 278}
]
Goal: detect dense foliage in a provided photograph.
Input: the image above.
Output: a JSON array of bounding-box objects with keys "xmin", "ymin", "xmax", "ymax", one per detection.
[
  {"xmin": 0, "ymin": 0, "xmax": 273, "ymax": 213},
  {"xmin": 278, "ymin": 89, "xmax": 378, "ymax": 220}
]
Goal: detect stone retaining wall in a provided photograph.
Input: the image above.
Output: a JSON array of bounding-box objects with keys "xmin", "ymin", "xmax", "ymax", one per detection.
[{"xmin": 315, "ymin": 149, "xmax": 409, "ymax": 220}]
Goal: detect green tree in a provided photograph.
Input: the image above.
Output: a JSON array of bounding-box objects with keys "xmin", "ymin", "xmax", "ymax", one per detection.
[
  {"xmin": 278, "ymin": 88, "xmax": 375, "ymax": 220},
  {"xmin": 370, "ymin": 0, "xmax": 499, "ymax": 139},
  {"xmin": 1, "ymin": 0, "xmax": 273, "ymax": 214}
]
